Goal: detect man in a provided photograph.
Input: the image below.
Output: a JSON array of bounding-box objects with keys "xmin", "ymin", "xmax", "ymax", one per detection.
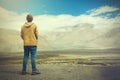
[{"xmin": 21, "ymin": 14, "xmax": 40, "ymax": 75}]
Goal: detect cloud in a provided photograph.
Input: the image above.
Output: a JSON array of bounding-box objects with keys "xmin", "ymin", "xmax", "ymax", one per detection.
[
  {"xmin": 89, "ymin": 5, "xmax": 119, "ymax": 16},
  {"xmin": 0, "ymin": 7, "xmax": 27, "ymax": 31},
  {"xmin": 0, "ymin": 0, "xmax": 24, "ymax": 8},
  {"xmin": 0, "ymin": 7, "xmax": 18, "ymax": 19},
  {"xmin": 0, "ymin": 6, "xmax": 120, "ymax": 35},
  {"xmin": 0, "ymin": 6, "xmax": 120, "ymax": 49}
]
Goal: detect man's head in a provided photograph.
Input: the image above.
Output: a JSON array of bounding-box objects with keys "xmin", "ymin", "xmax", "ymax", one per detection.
[{"xmin": 26, "ymin": 14, "xmax": 33, "ymax": 22}]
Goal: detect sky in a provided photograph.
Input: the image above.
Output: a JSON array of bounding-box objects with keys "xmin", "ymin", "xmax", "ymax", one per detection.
[
  {"xmin": 0, "ymin": 0, "xmax": 120, "ymax": 16},
  {"xmin": 0, "ymin": 0, "xmax": 120, "ymax": 34}
]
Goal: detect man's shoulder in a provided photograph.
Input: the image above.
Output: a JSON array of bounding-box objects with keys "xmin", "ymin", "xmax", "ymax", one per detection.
[
  {"xmin": 32, "ymin": 23, "xmax": 38, "ymax": 29},
  {"xmin": 32, "ymin": 23, "xmax": 37, "ymax": 27},
  {"xmin": 21, "ymin": 23, "xmax": 26, "ymax": 28}
]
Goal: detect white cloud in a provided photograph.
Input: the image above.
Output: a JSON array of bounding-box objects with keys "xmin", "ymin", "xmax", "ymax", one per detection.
[
  {"xmin": 89, "ymin": 5, "xmax": 119, "ymax": 16},
  {"xmin": 0, "ymin": 6, "xmax": 120, "ymax": 35},
  {"xmin": 0, "ymin": 6, "xmax": 120, "ymax": 49},
  {"xmin": 0, "ymin": 7, "xmax": 28, "ymax": 31},
  {"xmin": 0, "ymin": 0, "xmax": 24, "ymax": 7}
]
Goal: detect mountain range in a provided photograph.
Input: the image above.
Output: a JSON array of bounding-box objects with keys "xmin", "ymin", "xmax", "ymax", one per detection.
[
  {"xmin": 0, "ymin": 28, "xmax": 51, "ymax": 52},
  {"xmin": 0, "ymin": 23, "xmax": 120, "ymax": 52},
  {"xmin": 44, "ymin": 23, "xmax": 120, "ymax": 49}
]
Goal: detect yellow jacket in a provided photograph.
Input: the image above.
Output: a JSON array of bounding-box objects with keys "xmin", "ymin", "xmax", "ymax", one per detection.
[{"xmin": 21, "ymin": 22, "xmax": 38, "ymax": 46}]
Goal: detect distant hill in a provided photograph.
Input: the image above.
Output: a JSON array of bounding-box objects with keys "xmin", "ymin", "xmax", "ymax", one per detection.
[
  {"xmin": 44, "ymin": 23, "xmax": 120, "ymax": 49},
  {"xmin": 0, "ymin": 23, "xmax": 120, "ymax": 52},
  {"xmin": 91, "ymin": 26, "xmax": 120, "ymax": 49},
  {"xmin": 0, "ymin": 28, "xmax": 51, "ymax": 52}
]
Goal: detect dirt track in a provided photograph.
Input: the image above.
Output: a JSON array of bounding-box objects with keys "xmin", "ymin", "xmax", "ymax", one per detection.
[
  {"xmin": 0, "ymin": 64, "xmax": 120, "ymax": 80},
  {"xmin": 0, "ymin": 52, "xmax": 120, "ymax": 80}
]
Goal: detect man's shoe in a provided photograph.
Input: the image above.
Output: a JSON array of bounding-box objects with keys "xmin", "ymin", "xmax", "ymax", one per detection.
[
  {"xmin": 22, "ymin": 71, "xmax": 27, "ymax": 75},
  {"xmin": 32, "ymin": 70, "xmax": 40, "ymax": 75}
]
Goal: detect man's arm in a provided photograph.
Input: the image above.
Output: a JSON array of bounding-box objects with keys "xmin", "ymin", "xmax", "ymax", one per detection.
[
  {"xmin": 20, "ymin": 27, "xmax": 24, "ymax": 40},
  {"xmin": 35, "ymin": 26, "xmax": 38, "ymax": 40}
]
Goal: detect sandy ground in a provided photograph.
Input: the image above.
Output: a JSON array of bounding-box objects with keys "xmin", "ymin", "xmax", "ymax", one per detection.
[
  {"xmin": 0, "ymin": 64, "xmax": 120, "ymax": 80},
  {"xmin": 0, "ymin": 52, "xmax": 120, "ymax": 80}
]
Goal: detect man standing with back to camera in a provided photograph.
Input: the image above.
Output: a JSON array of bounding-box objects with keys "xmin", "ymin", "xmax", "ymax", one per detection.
[{"xmin": 21, "ymin": 14, "xmax": 40, "ymax": 75}]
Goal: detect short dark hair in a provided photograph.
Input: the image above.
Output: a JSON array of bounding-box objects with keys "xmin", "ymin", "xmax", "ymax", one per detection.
[{"xmin": 26, "ymin": 14, "xmax": 33, "ymax": 22}]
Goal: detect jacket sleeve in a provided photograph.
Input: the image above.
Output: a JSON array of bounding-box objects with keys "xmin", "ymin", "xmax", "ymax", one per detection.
[
  {"xmin": 20, "ymin": 27, "xmax": 24, "ymax": 40},
  {"xmin": 34, "ymin": 26, "xmax": 38, "ymax": 40}
]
